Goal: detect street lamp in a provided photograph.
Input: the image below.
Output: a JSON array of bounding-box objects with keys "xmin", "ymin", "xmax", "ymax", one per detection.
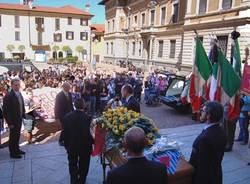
[{"xmin": 90, "ymin": 32, "xmax": 95, "ymax": 64}]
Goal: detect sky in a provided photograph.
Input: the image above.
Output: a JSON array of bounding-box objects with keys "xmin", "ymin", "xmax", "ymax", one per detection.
[{"xmin": 0, "ymin": 0, "xmax": 105, "ymax": 23}]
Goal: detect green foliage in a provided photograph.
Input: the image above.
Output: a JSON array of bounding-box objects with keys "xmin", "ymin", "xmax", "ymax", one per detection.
[
  {"xmin": 66, "ymin": 56, "xmax": 78, "ymax": 63},
  {"xmin": 52, "ymin": 45, "xmax": 60, "ymax": 52},
  {"xmin": 75, "ymin": 45, "xmax": 84, "ymax": 53},
  {"xmin": 6, "ymin": 44, "xmax": 15, "ymax": 53},
  {"xmin": 18, "ymin": 45, "xmax": 25, "ymax": 53},
  {"xmin": 62, "ymin": 45, "xmax": 71, "ymax": 53}
]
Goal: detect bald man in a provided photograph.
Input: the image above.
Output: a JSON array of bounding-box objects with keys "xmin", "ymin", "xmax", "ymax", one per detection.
[
  {"xmin": 54, "ymin": 82, "xmax": 74, "ymax": 146},
  {"xmin": 107, "ymin": 127, "xmax": 168, "ymax": 184}
]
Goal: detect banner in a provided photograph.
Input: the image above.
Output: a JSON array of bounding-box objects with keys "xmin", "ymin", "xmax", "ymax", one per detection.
[
  {"xmin": 241, "ymin": 64, "xmax": 250, "ymax": 95},
  {"xmin": 32, "ymin": 87, "xmax": 60, "ymax": 123}
]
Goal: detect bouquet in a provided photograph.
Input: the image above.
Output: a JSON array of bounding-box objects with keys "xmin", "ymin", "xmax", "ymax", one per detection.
[{"xmin": 96, "ymin": 107, "xmax": 159, "ymax": 151}]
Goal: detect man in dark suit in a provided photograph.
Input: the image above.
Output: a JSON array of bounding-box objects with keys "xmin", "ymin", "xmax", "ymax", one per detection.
[
  {"xmin": 121, "ymin": 84, "xmax": 140, "ymax": 113},
  {"xmin": 54, "ymin": 82, "xmax": 74, "ymax": 146},
  {"xmin": 107, "ymin": 127, "xmax": 167, "ymax": 184},
  {"xmin": 3, "ymin": 78, "xmax": 26, "ymax": 159},
  {"xmin": 190, "ymin": 101, "xmax": 227, "ymax": 184},
  {"xmin": 63, "ymin": 99, "xmax": 94, "ymax": 184}
]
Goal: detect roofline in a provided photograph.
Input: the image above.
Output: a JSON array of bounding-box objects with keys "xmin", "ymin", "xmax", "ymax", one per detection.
[{"xmin": 0, "ymin": 4, "xmax": 94, "ymax": 17}]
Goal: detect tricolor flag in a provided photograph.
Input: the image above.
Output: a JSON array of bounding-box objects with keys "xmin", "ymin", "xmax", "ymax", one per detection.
[
  {"xmin": 189, "ymin": 37, "xmax": 212, "ymax": 112},
  {"xmin": 211, "ymin": 48, "xmax": 241, "ymax": 121},
  {"xmin": 227, "ymin": 31, "xmax": 242, "ymax": 120}
]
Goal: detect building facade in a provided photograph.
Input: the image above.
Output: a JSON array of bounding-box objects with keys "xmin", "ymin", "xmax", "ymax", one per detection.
[
  {"xmin": 91, "ymin": 24, "xmax": 105, "ymax": 63},
  {"xmin": 0, "ymin": 2, "xmax": 93, "ymax": 62},
  {"xmin": 99, "ymin": 0, "xmax": 250, "ymax": 73}
]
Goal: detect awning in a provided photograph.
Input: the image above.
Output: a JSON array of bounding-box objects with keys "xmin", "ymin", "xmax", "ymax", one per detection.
[{"xmin": 31, "ymin": 45, "xmax": 51, "ymax": 51}]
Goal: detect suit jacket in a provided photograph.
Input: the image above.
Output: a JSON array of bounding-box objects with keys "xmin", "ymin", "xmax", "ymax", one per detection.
[
  {"xmin": 125, "ymin": 96, "xmax": 140, "ymax": 113},
  {"xmin": 3, "ymin": 90, "xmax": 26, "ymax": 126},
  {"xmin": 189, "ymin": 124, "xmax": 227, "ymax": 184},
  {"xmin": 63, "ymin": 110, "xmax": 94, "ymax": 154},
  {"xmin": 107, "ymin": 157, "xmax": 168, "ymax": 184},
  {"xmin": 54, "ymin": 91, "xmax": 74, "ymax": 121}
]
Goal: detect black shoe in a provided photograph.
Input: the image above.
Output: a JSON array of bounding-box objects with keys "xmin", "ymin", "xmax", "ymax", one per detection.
[
  {"xmin": 235, "ymin": 139, "xmax": 243, "ymax": 142},
  {"xmin": 240, "ymin": 142, "xmax": 248, "ymax": 145},
  {"xmin": 248, "ymin": 163, "xmax": 250, "ymax": 166},
  {"xmin": 10, "ymin": 154, "xmax": 22, "ymax": 159},
  {"xmin": 225, "ymin": 147, "xmax": 232, "ymax": 152},
  {"xmin": 18, "ymin": 150, "xmax": 26, "ymax": 155},
  {"xmin": 59, "ymin": 141, "xmax": 64, "ymax": 146}
]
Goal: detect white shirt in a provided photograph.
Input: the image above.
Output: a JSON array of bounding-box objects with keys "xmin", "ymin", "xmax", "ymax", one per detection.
[
  {"xmin": 126, "ymin": 95, "xmax": 133, "ymax": 103},
  {"xmin": 204, "ymin": 123, "xmax": 218, "ymax": 131}
]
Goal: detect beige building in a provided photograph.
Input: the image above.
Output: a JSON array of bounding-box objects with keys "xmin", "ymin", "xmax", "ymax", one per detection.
[
  {"xmin": 99, "ymin": 0, "xmax": 250, "ymax": 73},
  {"xmin": 91, "ymin": 24, "xmax": 105, "ymax": 63}
]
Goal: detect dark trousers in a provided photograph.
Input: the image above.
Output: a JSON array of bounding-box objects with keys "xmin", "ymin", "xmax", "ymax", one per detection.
[
  {"xmin": 59, "ymin": 119, "xmax": 65, "ymax": 144},
  {"xmin": 9, "ymin": 123, "xmax": 21, "ymax": 155},
  {"xmin": 238, "ymin": 117, "xmax": 249, "ymax": 143},
  {"xmin": 68, "ymin": 152, "xmax": 91, "ymax": 184},
  {"xmin": 223, "ymin": 119, "xmax": 237, "ymax": 150}
]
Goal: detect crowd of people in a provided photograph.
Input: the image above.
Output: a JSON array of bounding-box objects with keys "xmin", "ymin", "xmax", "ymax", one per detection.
[{"xmin": 1, "ymin": 63, "xmax": 250, "ymax": 184}]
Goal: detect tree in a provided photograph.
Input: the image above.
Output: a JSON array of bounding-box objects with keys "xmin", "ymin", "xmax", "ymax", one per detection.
[
  {"xmin": 75, "ymin": 45, "xmax": 84, "ymax": 60},
  {"xmin": 18, "ymin": 45, "xmax": 25, "ymax": 53},
  {"xmin": 62, "ymin": 45, "xmax": 71, "ymax": 56},
  {"xmin": 52, "ymin": 45, "xmax": 60, "ymax": 52},
  {"xmin": 6, "ymin": 44, "xmax": 15, "ymax": 58}
]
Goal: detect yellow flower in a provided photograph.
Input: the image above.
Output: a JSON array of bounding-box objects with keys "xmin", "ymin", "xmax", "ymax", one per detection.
[
  {"xmin": 119, "ymin": 124, "xmax": 125, "ymax": 131},
  {"xmin": 128, "ymin": 120, "xmax": 133, "ymax": 126}
]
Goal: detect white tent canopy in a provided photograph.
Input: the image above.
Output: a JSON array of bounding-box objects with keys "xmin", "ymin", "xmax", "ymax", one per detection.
[{"xmin": 0, "ymin": 66, "xmax": 9, "ymax": 75}]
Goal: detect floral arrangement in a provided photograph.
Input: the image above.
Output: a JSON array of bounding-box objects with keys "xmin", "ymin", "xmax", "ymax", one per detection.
[{"xmin": 96, "ymin": 107, "xmax": 160, "ymax": 151}]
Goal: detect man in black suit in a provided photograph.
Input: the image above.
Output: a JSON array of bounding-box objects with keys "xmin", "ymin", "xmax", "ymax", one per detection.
[
  {"xmin": 63, "ymin": 99, "xmax": 94, "ymax": 184},
  {"xmin": 107, "ymin": 126, "xmax": 167, "ymax": 184},
  {"xmin": 121, "ymin": 84, "xmax": 140, "ymax": 113},
  {"xmin": 3, "ymin": 78, "xmax": 26, "ymax": 159},
  {"xmin": 54, "ymin": 82, "xmax": 74, "ymax": 146},
  {"xmin": 190, "ymin": 101, "xmax": 227, "ymax": 184}
]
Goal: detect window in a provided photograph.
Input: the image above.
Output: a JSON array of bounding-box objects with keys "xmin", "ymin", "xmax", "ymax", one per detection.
[
  {"xmin": 111, "ymin": 42, "xmax": 114, "ymax": 55},
  {"xmin": 128, "ymin": 17, "xmax": 131, "ymax": 28},
  {"xmin": 217, "ymin": 35, "xmax": 228, "ymax": 56},
  {"xmin": 15, "ymin": 16, "xmax": 20, "ymax": 28},
  {"xmin": 199, "ymin": 0, "xmax": 207, "ymax": 15},
  {"xmin": 38, "ymin": 32, "xmax": 42, "ymax": 45},
  {"xmin": 172, "ymin": 3, "xmax": 179, "ymax": 23},
  {"xmin": 170, "ymin": 40, "xmax": 176, "ymax": 58},
  {"xmin": 150, "ymin": 10, "xmax": 155, "ymax": 26},
  {"xmin": 134, "ymin": 15, "xmax": 138, "ymax": 25},
  {"xmin": 108, "ymin": 21, "xmax": 110, "ymax": 32},
  {"xmin": 0, "ymin": 15, "xmax": 1, "ymax": 27},
  {"xmin": 35, "ymin": 18, "xmax": 44, "ymax": 25},
  {"xmin": 66, "ymin": 31, "xmax": 74, "ymax": 40},
  {"xmin": 80, "ymin": 18, "xmax": 88, "ymax": 26},
  {"xmin": 132, "ymin": 42, "xmax": 136, "ymax": 55},
  {"xmin": 55, "ymin": 19, "xmax": 60, "ymax": 30},
  {"xmin": 112, "ymin": 19, "xmax": 115, "ymax": 31},
  {"xmin": 80, "ymin": 32, "xmax": 88, "ymax": 41},
  {"xmin": 15, "ymin": 31, "xmax": 20, "ymax": 41},
  {"xmin": 161, "ymin": 7, "xmax": 166, "ymax": 25},
  {"xmin": 158, "ymin": 40, "xmax": 164, "ymax": 58},
  {"xmin": 54, "ymin": 33, "xmax": 62, "ymax": 42},
  {"xmin": 106, "ymin": 43, "xmax": 109, "ymax": 54},
  {"xmin": 141, "ymin": 13, "xmax": 145, "ymax": 26},
  {"xmin": 222, "ymin": 0, "xmax": 232, "ymax": 10},
  {"xmin": 68, "ymin": 17, "xmax": 72, "ymax": 25},
  {"xmin": 139, "ymin": 41, "xmax": 142, "ymax": 56}
]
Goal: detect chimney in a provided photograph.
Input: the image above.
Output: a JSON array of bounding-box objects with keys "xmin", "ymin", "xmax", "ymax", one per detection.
[
  {"xmin": 28, "ymin": 0, "xmax": 34, "ymax": 9},
  {"xmin": 85, "ymin": 3, "xmax": 90, "ymax": 12}
]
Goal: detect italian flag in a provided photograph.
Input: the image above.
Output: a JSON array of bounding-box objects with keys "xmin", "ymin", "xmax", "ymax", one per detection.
[
  {"xmin": 189, "ymin": 38, "xmax": 212, "ymax": 112},
  {"xmin": 210, "ymin": 48, "xmax": 241, "ymax": 121}
]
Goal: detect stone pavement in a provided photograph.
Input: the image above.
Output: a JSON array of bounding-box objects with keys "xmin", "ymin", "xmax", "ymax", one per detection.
[{"xmin": 1, "ymin": 124, "xmax": 250, "ymax": 184}]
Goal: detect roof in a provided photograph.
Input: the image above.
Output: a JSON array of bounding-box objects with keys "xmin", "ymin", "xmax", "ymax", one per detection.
[
  {"xmin": 0, "ymin": 3, "xmax": 93, "ymax": 17},
  {"xmin": 98, "ymin": 0, "xmax": 110, "ymax": 5},
  {"xmin": 91, "ymin": 24, "xmax": 105, "ymax": 33}
]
